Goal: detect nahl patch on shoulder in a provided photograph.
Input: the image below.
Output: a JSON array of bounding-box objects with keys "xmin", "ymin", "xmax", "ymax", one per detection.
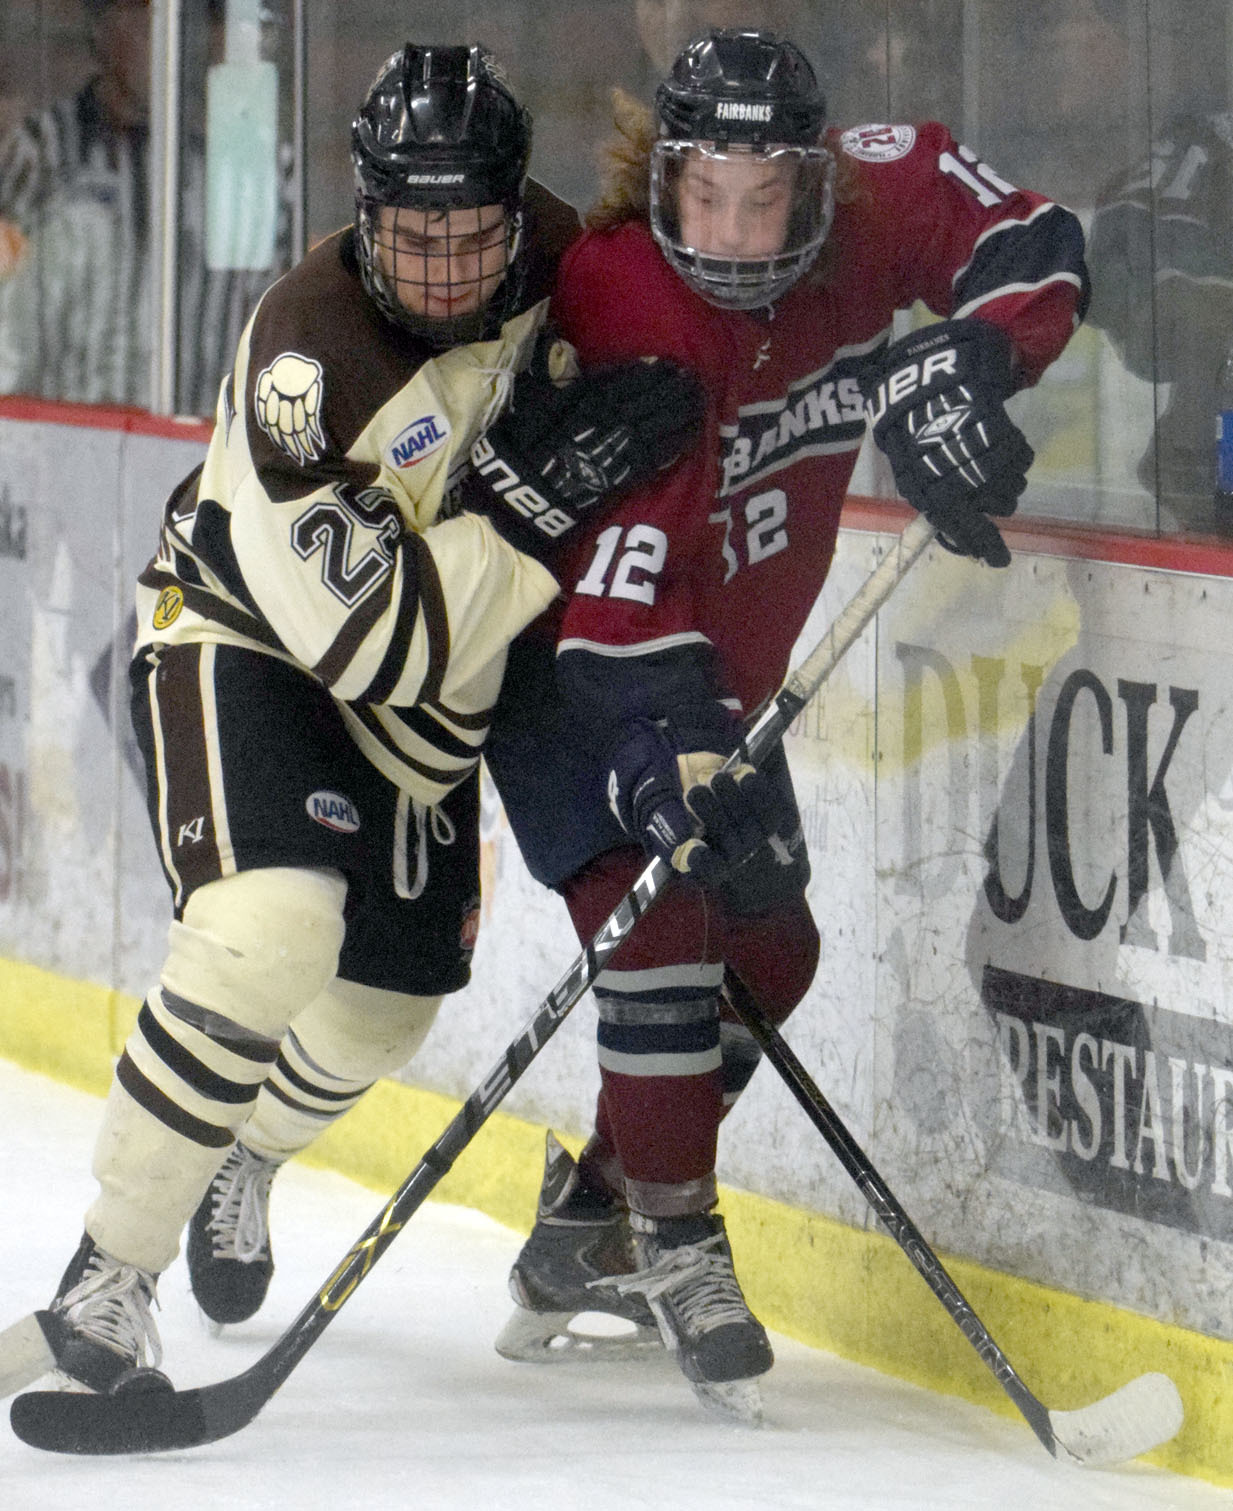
[
  {"xmin": 840, "ymin": 124, "xmax": 917, "ymax": 162},
  {"xmin": 386, "ymin": 412, "xmax": 452, "ymax": 470}
]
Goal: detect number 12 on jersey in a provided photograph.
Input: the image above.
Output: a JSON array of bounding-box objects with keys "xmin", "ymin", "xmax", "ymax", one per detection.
[
  {"xmin": 573, "ymin": 490, "xmax": 791, "ymax": 604},
  {"xmin": 575, "ymin": 524, "xmax": 668, "ymax": 604},
  {"xmin": 938, "ymin": 143, "xmax": 1016, "ymax": 207}
]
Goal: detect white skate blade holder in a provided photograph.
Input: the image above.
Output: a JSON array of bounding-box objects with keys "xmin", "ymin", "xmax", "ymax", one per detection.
[
  {"xmin": 1047, "ymin": 1372, "xmax": 1184, "ymax": 1469},
  {"xmin": 693, "ymin": 1376, "xmax": 763, "ymax": 1428},
  {"xmin": 0, "ymin": 1313, "xmax": 57, "ymax": 1398},
  {"xmin": 496, "ymin": 1304, "xmax": 763, "ymax": 1426},
  {"xmin": 495, "ymin": 1305, "xmax": 662, "ymax": 1365},
  {"xmin": 196, "ymin": 1307, "xmax": 226, "ymax": 1342}
]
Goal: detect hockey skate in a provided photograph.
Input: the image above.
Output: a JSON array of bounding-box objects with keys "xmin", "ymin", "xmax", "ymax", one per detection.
[
  {"xmin": 187, "ymin": 1140, "xmax": 280, "ymax": 1327},
  {"xmin": 495, "ymin": 1132, "xmax": 661, "ymax": 1363},
  {"xmin": 0, "ymin": 1233, "xmax": 164, "ymax": 1398},
  {"xmin": 609, "ymin": 1210, "xmax": 773, "ymax": 1425}
]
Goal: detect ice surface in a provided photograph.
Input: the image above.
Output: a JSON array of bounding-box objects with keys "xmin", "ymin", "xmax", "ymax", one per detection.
[{"xmin": 0, "ymin": 1058, "xmax": 1222, "ymax": 1511}]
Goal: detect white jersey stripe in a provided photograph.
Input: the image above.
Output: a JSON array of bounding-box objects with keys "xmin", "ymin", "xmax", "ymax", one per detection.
[{"xmin": 596, "ymin": 1045, "xmax": 723, "ymax": 1078}]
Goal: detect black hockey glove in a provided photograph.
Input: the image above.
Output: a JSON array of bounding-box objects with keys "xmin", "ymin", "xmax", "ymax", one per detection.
[
  {"xmin": 606, "ymin": 704, "xmax": 802, "ymax": 911},
  {"xmin": 865, "ymin": 318, "xmax": 1033, "ymax": 568},
  {"xmin": 459, "ymin": 344, "xmax": 704, "ymax": 563}
]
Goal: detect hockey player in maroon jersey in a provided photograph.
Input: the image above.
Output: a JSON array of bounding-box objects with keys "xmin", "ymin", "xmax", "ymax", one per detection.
[
  {"xmin": 486, "ymin": 29, "xmax": 1088, "ymax": 1421},
  {"xmin": 0, "ymin": 43, "xmax": 702, "ymax": 1401}
]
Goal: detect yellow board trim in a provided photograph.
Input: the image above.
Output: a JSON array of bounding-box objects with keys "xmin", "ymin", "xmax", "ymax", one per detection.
[{"xmin": 2, "ymin": 954, "xmax": 1230, "ymax": 1486}]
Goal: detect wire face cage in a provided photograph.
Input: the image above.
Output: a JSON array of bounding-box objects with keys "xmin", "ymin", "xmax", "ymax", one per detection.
[{"xmin": 649, "ymin": 139, "xmax": 835, "ymax": 311}]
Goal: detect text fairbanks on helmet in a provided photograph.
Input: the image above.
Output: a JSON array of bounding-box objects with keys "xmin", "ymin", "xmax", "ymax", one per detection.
[{"xmin": 650, "ymin": 30, "xmax": 836, "ymax": 311}]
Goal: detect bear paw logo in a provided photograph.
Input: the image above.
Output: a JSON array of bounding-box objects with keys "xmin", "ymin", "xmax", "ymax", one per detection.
[{"xmin": 255, "ymin": 352, "xmax": 326, "ymax": 465}]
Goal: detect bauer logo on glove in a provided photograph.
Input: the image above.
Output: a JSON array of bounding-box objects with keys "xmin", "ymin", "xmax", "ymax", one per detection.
[
  {"xmin": 866, "ymin": 318, "xmax": 1033, "ymax": 569},
  {"xmin": 912, "ymin": 400, "xmax": 970, "ymax": 442},
  {"xmin": 458, "ymin": 342, "xmax": 705, "ymax": 565},
  {"xmin": 864, "ymin": 341, "xmax": 960, "ymax": 423},
  {"xmin": 470, "ymin": 432, "xmax": 575, "ymax": 540}
]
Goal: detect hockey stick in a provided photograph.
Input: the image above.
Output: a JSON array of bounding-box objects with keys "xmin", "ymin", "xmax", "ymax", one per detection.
[
  {"xmin": 9, "ymin": 514, "xmax": 936, "ymax": 1456},
  {"xmin": 721, "ymin": 971, "xmax": 1184, "ymax": 1468}
]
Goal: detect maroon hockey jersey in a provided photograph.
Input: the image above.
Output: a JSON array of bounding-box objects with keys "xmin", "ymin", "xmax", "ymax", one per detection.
[
  {"xmin": 550, "ymin": 120, "xmax": 1088, "ymax": 722},
  {"xmin": 486, "ymin": 122, "xmax": 1088, "ymax": 889}
]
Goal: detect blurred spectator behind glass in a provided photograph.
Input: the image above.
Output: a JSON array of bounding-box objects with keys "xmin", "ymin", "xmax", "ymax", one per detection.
[
  {"xmin": 1084, "ymin": 0, "xmax": 1233, "ymax": 533},
  {"xmin": 0, "ymin": 0, "xmax": 284, "ymax": 415}
]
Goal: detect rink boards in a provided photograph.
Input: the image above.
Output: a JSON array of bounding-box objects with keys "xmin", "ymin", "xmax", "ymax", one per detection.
[{"xmin": 2, "ymin": 401, "xmax": 1233, "ymax": 1484}]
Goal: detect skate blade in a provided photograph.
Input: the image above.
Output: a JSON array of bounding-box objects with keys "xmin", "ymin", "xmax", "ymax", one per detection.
[
  {"xmin": 196, "ymin": 1307, "xmax": 225, "ymax": 1340},
  {"xmin": 0, "ymin": 1313, "xmax": 58, "ymax": 1399},
  {"xmin": 691, "ymin": 1377, "xmax": 764, "ymax": 1428},
  {"xmin": 495, "ymin": 1306, "xmax": 663, "ymax": 1364}
]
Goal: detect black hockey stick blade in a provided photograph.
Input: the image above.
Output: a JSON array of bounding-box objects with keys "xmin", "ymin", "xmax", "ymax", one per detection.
[
  {"xmin": 12, "ymin": 1377, "xmax": 227, "ymax": 1456},
  {"xmin": 11, "ymin": 1289, "xmax": 330, "ymax": 1454},
  {"xmin": 9, "ymin": 852, "xmax": 674, "ymax": 1457},
  {"xmin": 722, "ymin": 971, "xmax": 1184, "ymax": 1467},
  {"xmin": 10, "ymin": 519, "xmax": 936, "ymax": 1457}
]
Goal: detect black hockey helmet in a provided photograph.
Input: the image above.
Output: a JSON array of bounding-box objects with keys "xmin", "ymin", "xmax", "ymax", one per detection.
[
  {"xmin": 651, "ymin": 29, "xmax": 835, "ymax": 310},
  {"xmin": 351, "ymin": 43, "xmax": 532, "ymax": 343},
  {"xmin": 657, "ymin": 29, "xmax": 827, "ymax": 149}
]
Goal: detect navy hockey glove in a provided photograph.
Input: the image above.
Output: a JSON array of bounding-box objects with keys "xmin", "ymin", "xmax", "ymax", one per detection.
[
  {"xmin": 459, "ymin": 344, "xmax": 704, "ymax": 562},
  {"xmin": 866, "ymin": 319, "xmax": 1032, "ymax": 568},
  {"xmin": 606, "ymin": 705, "xmax": 799, "ymax": 909}
]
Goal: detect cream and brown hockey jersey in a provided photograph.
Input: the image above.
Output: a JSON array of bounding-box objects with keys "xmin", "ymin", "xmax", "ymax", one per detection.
[{"xmin": 134, "ymin": 186, "xmax": 581, "ymax": 805}]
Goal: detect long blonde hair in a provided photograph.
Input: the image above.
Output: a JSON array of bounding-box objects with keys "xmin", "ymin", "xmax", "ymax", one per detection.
[
  {"xmin": 586, "ymin": 90, "xmax": 659, "ymax": 230},
  {"xmin": 585, "ymin": 89, "xmax": 858, "ymax": 289}
]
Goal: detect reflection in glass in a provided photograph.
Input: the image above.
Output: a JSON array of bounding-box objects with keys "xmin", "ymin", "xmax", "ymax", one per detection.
[
  {"xmin": 0, "ymin": 0, "xmax": 1230, "ymax": 536},
  {"xmin": 0, "ymin": 0, "xmax": 294, "ymax": 416}
]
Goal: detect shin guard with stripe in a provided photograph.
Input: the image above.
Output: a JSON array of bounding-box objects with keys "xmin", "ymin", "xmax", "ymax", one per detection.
[{"xmin": 86, "ymin": 868, "xmax": 347, "ymax": 1271}]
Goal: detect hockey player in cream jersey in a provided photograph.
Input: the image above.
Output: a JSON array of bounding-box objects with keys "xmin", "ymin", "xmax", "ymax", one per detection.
[
  {"xmin": 136, "ymin": 248, "xmax": 568, "ymax": 820},
  {"xmin": 0, "ymin": 42, "xmax": 702, "ymax": 1397}
]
